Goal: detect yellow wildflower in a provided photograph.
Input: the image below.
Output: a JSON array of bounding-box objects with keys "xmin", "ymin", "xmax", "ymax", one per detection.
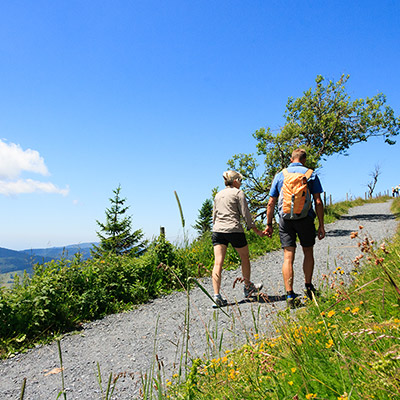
[
  {"xmin": 326, "ymin": 339, "xmax": 334, "ymax": 349},
  {"xmin": 351, "ymin": 307, "xmax": 359, "ymax": 314},
  {"xmin": 327, "ymin": 310, "xmax": 335, "ymax": 318},
  {"xmin": 306, "ymin": 394, "xmax": 317, "ymax": 399},
  {"xmin": 288, "ymin": 381, "xmax": 294, "ymax": 386},
  {"xmin": 291, "ymin": 367, "xmax": 296, "ymax": 373}
]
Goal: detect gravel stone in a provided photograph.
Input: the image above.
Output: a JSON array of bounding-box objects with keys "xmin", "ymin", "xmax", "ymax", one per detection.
[{"xmin": 0, "ymin": 200, "xmax": 397, "ymax": 399}]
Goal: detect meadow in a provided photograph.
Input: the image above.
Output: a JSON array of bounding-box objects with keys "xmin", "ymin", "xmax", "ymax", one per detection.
[
  {"xmin": 164, "ymin": 197, "xmax": 400, "ymax": 399},
  {"xmin": 1, "ymin": 196, "xmax": 399, "ymax": 399}
]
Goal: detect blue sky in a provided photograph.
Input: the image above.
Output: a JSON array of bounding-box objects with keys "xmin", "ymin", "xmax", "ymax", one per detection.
[{"xmin": 0, "ymin": 1, "xmax": 399, "ymax": 250}]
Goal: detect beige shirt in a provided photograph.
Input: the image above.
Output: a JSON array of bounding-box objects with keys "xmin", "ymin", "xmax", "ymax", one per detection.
[{"xmin": 212, "ymin": 187, "xmax": 256, "ymax": 233}]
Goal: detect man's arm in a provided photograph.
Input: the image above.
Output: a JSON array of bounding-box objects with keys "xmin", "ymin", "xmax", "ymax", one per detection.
[
  {"xmin": 264, "ymin": 196, "xmax": 277, "ymax": 238},
  {"xmin": 313, "ymin": 193, "xmax": 325, "ymax": 240}
]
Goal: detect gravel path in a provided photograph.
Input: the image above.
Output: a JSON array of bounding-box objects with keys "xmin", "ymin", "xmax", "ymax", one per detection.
[{"xmin": 0, "ymin": 200, "xmax": 398, "ymax": 399}]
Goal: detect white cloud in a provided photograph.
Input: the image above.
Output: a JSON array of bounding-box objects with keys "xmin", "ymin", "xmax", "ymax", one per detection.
[
  {"xmin": 0, "ymin": 140, "xmax": 49, "ymax": 179},
  {"xmin": 0, "ymin": 140, "xmax": 69, "ymax": 196},
  {"xmin": 0, "ymin": 179, "xmax": 69, "ymax": 196}
]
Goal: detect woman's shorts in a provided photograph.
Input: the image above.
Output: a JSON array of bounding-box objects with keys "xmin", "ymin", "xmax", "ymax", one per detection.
[
  {"xmin": 278, "ymin": 216, "xmax": 316, "ymax": 248},
  {"xmin": 212, "ymin": 232, "xmax": 248, "ymax": 248}
]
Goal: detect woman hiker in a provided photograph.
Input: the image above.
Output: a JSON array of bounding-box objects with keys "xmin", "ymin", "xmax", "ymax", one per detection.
[{"xmin": 211, "ymin": 170, "xmax": 265, "ymax": 307}]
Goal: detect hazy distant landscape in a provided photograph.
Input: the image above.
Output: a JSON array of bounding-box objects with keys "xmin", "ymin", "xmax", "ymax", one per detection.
[{"xmin": 0, "ymin": 243, "xmax": 95, "ymax": 286}]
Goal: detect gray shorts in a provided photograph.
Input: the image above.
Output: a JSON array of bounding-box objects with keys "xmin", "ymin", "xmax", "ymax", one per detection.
[{"xmin": 278, "ymin": 216, "xmax": 316, "ymax": 248}]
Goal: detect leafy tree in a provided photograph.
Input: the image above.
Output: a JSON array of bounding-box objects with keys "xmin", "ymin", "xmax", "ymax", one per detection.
[
  {"xmin": 92, "ymin": 186, "xmax": 147, "ymax": 257},
  {"xmin": 193, "ymin": 198, "xmax": 213, "ymax": 235},
  {"xmin": 229, "ymin": 74, "xmax": 400, "ymax": 218}
]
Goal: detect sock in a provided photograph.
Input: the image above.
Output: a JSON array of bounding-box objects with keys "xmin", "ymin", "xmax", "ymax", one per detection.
[{"xmin": 305, "ymin": 283, "xmax": 313, "ymax": 289}]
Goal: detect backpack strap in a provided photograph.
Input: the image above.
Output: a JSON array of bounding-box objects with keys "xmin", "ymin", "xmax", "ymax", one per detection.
[
  {"xmin": 305, "ymin": 169, "xmax": 313, "ymax": 180},
  {"xmin": 282, "ymin": 168, "xmax": 313, "ymax": 179}
]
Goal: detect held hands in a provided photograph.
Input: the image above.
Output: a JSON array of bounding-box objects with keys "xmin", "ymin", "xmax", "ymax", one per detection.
[
  {"xmin": 263, "ymin": 225, "xmax": 273, "ymax": 238},
  {"xmin": 254, "ymin": 228, "xmax": 267, "ymax": 237}
]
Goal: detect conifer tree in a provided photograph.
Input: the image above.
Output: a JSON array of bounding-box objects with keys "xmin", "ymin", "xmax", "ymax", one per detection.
[
  {"xmin": 193, "ymin": 198, "xmax": 213, "ymax": 235},
  {"xmin": 92, "ymin": 186, "xmax": 147, "ymax": 257}
]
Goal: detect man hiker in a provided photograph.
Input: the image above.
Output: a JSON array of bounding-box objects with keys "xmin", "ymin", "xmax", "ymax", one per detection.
[{"xmin": 264, "ymin": 148, "xmax": 325, "ymax": 308}]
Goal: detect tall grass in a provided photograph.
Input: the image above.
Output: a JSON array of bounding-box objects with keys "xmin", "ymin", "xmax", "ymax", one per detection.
[
  {"xmin": 0, "ymin": 195, "xmax": 391, "ymax": 361},
  {"xmin": 166, "ymin": 197, "xmax": 400, "ymax": 399}
]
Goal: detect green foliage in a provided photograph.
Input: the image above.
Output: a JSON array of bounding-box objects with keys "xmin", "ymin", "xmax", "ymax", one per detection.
[
  {"xmin": 0, "ymin": 197, "xmax": 385, "ymax": 358},
  {"xmin": 92, "ymin": 185, "xmax": 147, "ymax": 257},
  {"xmin": 168, "ymin": 198, "xmax": 400, "ymax": 399},
  {"xmin": 229, "ymin": 75, "xmax": 400, "ymax": 216},
  {"xmin": 193, "ymin": 199, "xmax": 213, "ymax": 236}
]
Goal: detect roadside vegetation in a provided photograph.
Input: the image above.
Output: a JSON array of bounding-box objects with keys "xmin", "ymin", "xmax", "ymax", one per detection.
[
  {"xmin": 164, "ymin": 197, "xmax": 400, "ymax": 399},
  {"xmin": 0, "ymin": 195, "xmax": 393, "ymax": 361}
]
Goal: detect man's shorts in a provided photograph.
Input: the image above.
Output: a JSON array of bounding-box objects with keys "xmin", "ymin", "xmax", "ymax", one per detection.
[
  {"xmin": 278, "ymin": 216, "xmax": 316, "ymax": 248},
  {"xmin": 212, "ymin": 232, "xmax": 248, "ymax": 248}
]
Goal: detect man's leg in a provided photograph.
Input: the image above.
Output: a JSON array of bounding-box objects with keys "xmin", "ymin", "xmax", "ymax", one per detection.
[
  {"xmin": 282, "ymin": 246, "xmax": 296, "ymax": 292},
  {"xmin": 302, "ymin": 246, "xmax": 314, "ymax": 284},
  {"xmin": 235, "ymin": 245, "xmax": 251, "ymax": 286},
  {"xmin": 212, "ymin": 244, "xmax": 227, "ymax": 295}
]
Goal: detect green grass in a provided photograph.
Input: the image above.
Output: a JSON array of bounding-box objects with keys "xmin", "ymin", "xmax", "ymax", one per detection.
[
  {"xmin": 0, "ymin": 195, "xmax": 392, "ymax": 361},
  {"xmin": 166, "ymin": 197, "xmax": 400, "ymax": 399}
]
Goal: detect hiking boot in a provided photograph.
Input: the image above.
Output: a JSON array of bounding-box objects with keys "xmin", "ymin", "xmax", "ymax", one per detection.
[
  {"xmin": 244, "ymin": 282, "xmax": 263, "ymax": 298},
  {"xmin": 213, "ymin": 294, "xmax": 227, "ymax": 307},
  {"xmin": 287, "ymin": 296, "xmax": 302, "ymax": 309},
  {"xmin": 304, "ymin": 284, "xmax": 319, "ymax": 300}
]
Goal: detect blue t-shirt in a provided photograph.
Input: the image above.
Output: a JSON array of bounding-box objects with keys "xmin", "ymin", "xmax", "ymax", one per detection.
[{"xmin": 269, "ymin": 163, "xmax": 323, "ymax": 218}]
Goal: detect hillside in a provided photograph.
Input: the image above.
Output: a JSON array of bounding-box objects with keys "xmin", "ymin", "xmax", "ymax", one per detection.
[
  {"xmin": 20, "ymin": 242, "xmax": 94, "ymax": 261},
  {"xmin": 0, "ymin": 200, "xmax": 397, "ymax": 399},
  {"xmin": 0, "ymin": 243, "xmax": 95, "ymax": 275}
]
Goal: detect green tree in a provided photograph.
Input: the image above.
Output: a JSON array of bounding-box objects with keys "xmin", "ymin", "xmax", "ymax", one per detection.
[
  {"xmin": 92, "ymin": 186, "xmax": 147, "ymax": 257},
  {"xmin": 229, "ymin": 74, "xmax": 400, "ymax": 218},
  {"xmin": 193, "ymin": 198, "xmax": 213, "ymax": 235}
]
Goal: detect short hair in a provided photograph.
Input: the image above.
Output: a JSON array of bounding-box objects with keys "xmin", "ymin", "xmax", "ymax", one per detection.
[
  {"xmin": 291, "ymin": 148, "xmax": 307, "ymax": 162},
  {"xmin": 223, "ymin": 170, "xmax": 243, "ymax": 186}
]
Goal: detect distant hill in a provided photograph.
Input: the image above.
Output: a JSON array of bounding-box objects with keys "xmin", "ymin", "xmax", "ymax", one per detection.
[
  {"xmin": 0, "ymin": 247, "xmax": 54, "ymax": 275},
  {"xmin": 0, "ymin": 243, "xmax": 96, "ymax": 275},
  {"xmin": 21, "ymin": 243, "xmax": 95, "ymax": 261}
]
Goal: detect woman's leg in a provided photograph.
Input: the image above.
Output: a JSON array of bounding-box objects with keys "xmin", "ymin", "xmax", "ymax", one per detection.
[
  {"xmin": 235, "ymin": 245, "xmax": 251, "ymax": 286},
  {"xmin": 212, "ymin": 244, "xmax": 227, "ymax": 295}
]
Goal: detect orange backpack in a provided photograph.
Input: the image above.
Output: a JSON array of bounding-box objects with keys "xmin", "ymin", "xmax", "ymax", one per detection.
[{"xmin": 279, "ymin": 168, "xmax": 313, "ymax": 220}]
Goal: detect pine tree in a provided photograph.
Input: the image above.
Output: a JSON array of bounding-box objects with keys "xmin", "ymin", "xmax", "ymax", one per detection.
[
  {"xmin": 193, "ymin": 198, "xmax": 213, "ymax": 235},
  {"xmin": 91, "ymin": 186, "xmax": 147, "ymax": 257}
]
